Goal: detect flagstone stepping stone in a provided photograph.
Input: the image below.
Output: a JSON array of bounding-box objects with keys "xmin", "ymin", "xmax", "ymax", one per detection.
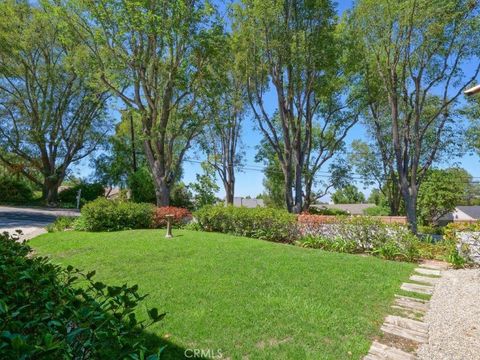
[
  {"xmin": 391, "ymin": 304, "xmax": 424, "ymax": 321},
  {"xmin": 364, "ymin": 341, "xmax": 416, "ymax": 360},
  {"xmin": 409, "ymin": 274, "xmax": 439, "ymax": 285},
  {"xmin": 393, "ymin": 295, "xmax": 429, "ymax": 312},
  {"xmin": 384, "ymin": 315, "xmax": 428, "ymax": 334},
  {"xmin": 401, "ymin": 283, "xmax": 433, "ymax": 295},
  {"xmin": 418, "ymin": 261, "xmax": 448, "ymax": 270},
  {"xmin": 381, "ymin": 322, "xmax": 428, "ymax": 343},
  {"xmin": 414, "ymin": 268, "xmax": 441, "ymax": 276}
]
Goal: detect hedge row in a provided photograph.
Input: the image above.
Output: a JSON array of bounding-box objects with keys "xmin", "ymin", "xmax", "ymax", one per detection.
[
  {"xmin": 0, "ymin": 176, "xmax": 33, "ymax": 203},
  {"xmin": 69, "ymin": 198, "xmax": 192, "ymax": 232},
  {"xmin": 58, "ymin": 182, "xmax": 105, "ymax": 205},
  {"xmin": 71, "ymin": 200, "xmax": 462, "ymax": 264},
  {"xmin": 0, "ymin": 232, "xmax": 164, "ymax": 359},
  {"xmin": 193, "ymin": 205, "xmax": 297, "ymax": 242}
]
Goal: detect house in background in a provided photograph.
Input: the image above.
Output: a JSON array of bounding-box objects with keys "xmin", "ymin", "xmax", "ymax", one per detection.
[
  {"xmin": 231, "ymin": 197, "xmax": 265, "ymax": 208},
  {"xmin": 310, "ymin": 203, "xmax": 376, "ymax": 215},
  {"xmin": 439, "ymin": 206, "xmax": 480, "ymax": 224}
]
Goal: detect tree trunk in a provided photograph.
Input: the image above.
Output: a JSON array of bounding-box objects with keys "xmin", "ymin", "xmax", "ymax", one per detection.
[
  {"xmin": 153, "ymin": 177, "xmax": 170, "ymax": 207},
  {"xmin": 143, "ymin": 138, "xmax": 170, "ymax": 207},
  {"xmin": 292, "ymin": 160, "xmax": 303, "ymax": 214},
  {"xmin": 282, "ymin": 167, "xmax": 294, "ymax": 212},
  {"xmin": 303, "ymin": 181, "xmax": 312, "ymax": 212},
  {"xmin": 402, "ymin": 186, "xmax": 418, "ymax": 234},
  {"xmin": 224, "ymin": 180, "xmax": 234, "ymax": 205},
  {"xmin": 43, "ymin": 175, "xmax": 62, "ymax": 206}
]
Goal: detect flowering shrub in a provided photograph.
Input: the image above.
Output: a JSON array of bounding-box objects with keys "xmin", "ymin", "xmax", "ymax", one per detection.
[
  {"xmin": 153, "ymin": 206, "xmax": 192, "ymax": 228},
  {"xmin": 194, "ymin": 205, "xmax": 297, "ymax": 242}
]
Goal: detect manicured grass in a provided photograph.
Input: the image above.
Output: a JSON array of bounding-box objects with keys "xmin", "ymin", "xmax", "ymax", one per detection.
[{"xmin": 30, "ymin": 230, "xmax": 415, "ymax": 359}]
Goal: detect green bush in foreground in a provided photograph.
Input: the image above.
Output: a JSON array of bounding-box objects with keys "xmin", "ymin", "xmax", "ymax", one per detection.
[
  {"xmin": 81, "ymin": 198, "xmax": 155, "ymax": 231},
  {"xmin": 194, "ymin": 204, "xmax": 297, "ymax": 242},
  {"xmin": 0, "ymin": 232, "xmax": 165, "ymax": 359},
  {"xmin": 0, "ymin": 176, "xmax": 33, "ymax": 203}
]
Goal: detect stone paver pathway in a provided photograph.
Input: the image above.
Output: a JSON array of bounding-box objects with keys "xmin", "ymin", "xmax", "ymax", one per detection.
[{"xmin": 364, "ymin": 261, "xmax": 448, "ymax": 360}]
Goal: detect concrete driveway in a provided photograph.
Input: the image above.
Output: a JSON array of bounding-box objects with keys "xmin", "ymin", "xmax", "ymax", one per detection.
[{"xmin": 0, "ymin": 206, "xmax": 79, "ymax": 240}]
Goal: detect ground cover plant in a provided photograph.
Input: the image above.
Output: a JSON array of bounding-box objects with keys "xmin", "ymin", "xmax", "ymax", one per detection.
[
  {"xmin": 31, "ymin": 229, "xmax": 415, "ymax": 359},
  {"xmin": 0, "ymin": 232, "xmax": 165, "ymax": 359}
]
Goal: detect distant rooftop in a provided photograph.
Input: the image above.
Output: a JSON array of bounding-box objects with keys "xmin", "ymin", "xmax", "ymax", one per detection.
[
  {"xmin": 457, "ymin": 206, "xmax": 480, "ymax": 220},
  {"xmin": 311, "ymin": 203, "xmax": 376, "ymax": 215}
]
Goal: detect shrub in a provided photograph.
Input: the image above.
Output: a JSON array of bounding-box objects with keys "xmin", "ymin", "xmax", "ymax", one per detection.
[
  {"xmin": 0, "ymin": 176, "xmax": 33, "ymax": 203},
  {"xmin": 153, "ymin": 206, "xmax": 192, "ymax": 228},
  {"xmin": 58, "ymin": 182, "xmax": 105, "ymax": 205},
  {"xmin": 418, "ymin": 225, "xmax": 444, "ymax": 235},
  {"xmin": 128, "ymin": 167, "xmax": 156, "ymax": 203},
  {"xmin": 170, "ymin": 182, "xmax": 194, "ymax": 210},
  {"xmin": 0, "ymin": 232, "xmax": 164, "ymax": 359},
  {"xmin": 81, "ymin": 198, "xmax": 155, "ymax": 231},
  {"xmin": 46, "ymin": 216, "xmax": 77, "ymax": 232},
  {"xmin": 363, "ymin": 206, "xmax": 390, "ymax": 216},
  {"xmin": 194, "ymin": 205, "xmax": 297, "ymax": 242},
  {"xmin": 297, "ymin": 215, "xmax": 421, "ymax": 262},
  {"xmin": 443, "ymin": 221, "xmax": 480, "ymax": 242}
]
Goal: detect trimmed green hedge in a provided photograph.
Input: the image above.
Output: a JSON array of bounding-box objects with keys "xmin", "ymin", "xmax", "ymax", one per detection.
[
  {"xmin": 194, "ymin": 205, "xmax": 297, "ymax": 242},
  {"xmin": 0, "ymin": 176, "xmax": 33, "ymax": 203},
  {"xmin": 58, "ymin": 182, "xmax": 104, "ymax": 205},
  {"xmin": 0, "ymin": 232, "xmax": 164, "ymax": 359},
  {"xmin": 80, "ymin": 198, "xmax": 155, "ymax": 231}
]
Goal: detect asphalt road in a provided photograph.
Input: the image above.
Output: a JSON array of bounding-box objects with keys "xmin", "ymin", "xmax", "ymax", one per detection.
[{"xmin": 0, "ymin": 206, "xmax": 79, "ymax": 240}]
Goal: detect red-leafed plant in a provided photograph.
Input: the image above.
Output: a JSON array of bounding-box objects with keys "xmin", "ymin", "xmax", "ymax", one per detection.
[{"xmin": 153, "ymin": 206, "xmax": 192, "ymax": 228}]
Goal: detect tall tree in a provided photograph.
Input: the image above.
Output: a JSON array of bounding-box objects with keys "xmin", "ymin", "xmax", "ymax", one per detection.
[
  {"xmin": 190, "ymin": 162, "xmax": 220, "ymax": 209},
  {"xmin": 0, "ymin": 1, "xmax": 109, "ymax": 205},
  {"xmin": 255, "ymin": 139, "xmax": 286, "ymax": 209},
  {"xmin": 417, "ymin": 168, "xmax": 467, "ymax": 225},
  {"xmin": 233, "ymin": 0, "xmax": 359, "ymax": 213},
  {"xmin": 201, "ymin": 36, "xmax": 246, "ymax": 205},
  {"xmin": 350, "ymin": 0, "xmax": 480, "ymax": 232},
  {"xmin": 331, "ymin": 185, "xmax": 366, "ymax": 204},
  {"xmin": 349, "ymin": 140, "xmax": 402, "ymax": 215},
  {"xmin": 92, "ymin": 110, "xmax": 144, "ymax": 190},
  {"xmin": 64, "ymin": 0, "xmax": 224, "ymax": 206}
]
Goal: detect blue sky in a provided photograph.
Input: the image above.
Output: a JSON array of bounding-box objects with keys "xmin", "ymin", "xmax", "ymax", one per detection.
[{"xmin": 73, "ymin": 0, "xmax": 480, "ymax": 200}]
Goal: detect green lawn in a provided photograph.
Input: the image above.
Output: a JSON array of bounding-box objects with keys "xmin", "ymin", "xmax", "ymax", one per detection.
[{"xmin": 30, "ymin": 230, "xmax": 414, "ymax": 360}]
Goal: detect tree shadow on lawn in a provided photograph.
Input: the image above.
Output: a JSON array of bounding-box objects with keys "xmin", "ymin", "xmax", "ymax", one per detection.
[{"xmin": 142, "ymin": 331, "xmax": 208, "ymax": 360}]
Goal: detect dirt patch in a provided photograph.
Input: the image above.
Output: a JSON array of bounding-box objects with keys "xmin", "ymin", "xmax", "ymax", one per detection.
[
  {"xmin": 256, "ymin": 337, "xmax": 292, "ymax": 349},
  {"xmin": 376, "ymin": 332, "xmax": 418, "ymax": 354}
]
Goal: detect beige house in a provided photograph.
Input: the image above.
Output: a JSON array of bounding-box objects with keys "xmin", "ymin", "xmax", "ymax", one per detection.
[{"xmin": 440, "ymin": 206, "xmax": 480, "ymax": 224}]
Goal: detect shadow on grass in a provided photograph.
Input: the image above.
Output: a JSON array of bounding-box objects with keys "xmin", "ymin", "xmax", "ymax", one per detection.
[{"xmin": 142, "ymin": 331, "xmax": 208, "ymax": 360}]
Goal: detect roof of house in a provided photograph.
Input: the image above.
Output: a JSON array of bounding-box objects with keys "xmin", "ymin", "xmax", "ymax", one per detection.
[
  {"xmin": 311, "ymin": 203, "xmax": 376, "ymax": 215},
  {"xmin": 456, "ymin": 206, "xmax": 480, "ymax": 219}
]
